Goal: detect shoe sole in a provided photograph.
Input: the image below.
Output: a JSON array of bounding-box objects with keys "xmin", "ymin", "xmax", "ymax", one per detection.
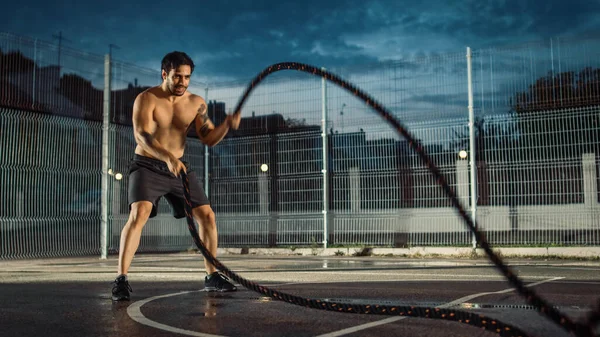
[
  {"xmin": 203, "ymin": 287, "xmax": 237, "ymax": 292},
  {"xmin": 112, "ymin": 295, "xmax": 130, "ymax": 301}
]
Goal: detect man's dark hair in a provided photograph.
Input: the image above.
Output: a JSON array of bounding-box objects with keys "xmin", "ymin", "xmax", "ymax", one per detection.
[{"xmin": 161, "ymin": 51, "xmax": 195, "ymax": 74}]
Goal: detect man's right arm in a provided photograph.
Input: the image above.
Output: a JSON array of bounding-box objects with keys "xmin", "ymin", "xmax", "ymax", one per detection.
[{"xmin": 132, "ymin": 92, "xmax": 172, "ymax": 162}]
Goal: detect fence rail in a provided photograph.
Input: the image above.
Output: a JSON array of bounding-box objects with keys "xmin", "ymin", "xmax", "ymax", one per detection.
[{"xmin": 1, "ymin": 32, "xmax": 600, "ymax": 260}]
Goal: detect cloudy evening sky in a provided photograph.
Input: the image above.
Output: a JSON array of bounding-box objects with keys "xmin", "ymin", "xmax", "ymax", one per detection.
[
  {"xmin": 2, "ymin": 0, "xmax": 599, "ymax": 84},
  {"xmin": 2, "ymin": 0, "xmax": 600, "ymax": 139}
]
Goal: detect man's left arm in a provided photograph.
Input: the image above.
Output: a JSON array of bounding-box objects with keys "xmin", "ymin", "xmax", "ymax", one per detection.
[{"xmin": 194, "ymin": 100, "xmax": 241, "ymax": 147}]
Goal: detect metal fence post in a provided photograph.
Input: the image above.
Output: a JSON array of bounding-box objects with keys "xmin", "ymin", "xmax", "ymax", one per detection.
[
  {"xmin": 100, "ymin": 54, "xmax": 111, "ymax": 259},
  {"xmin": 467, "ymin": 47, "xmax": 478, "ymax": 249},
  {"xmin": 32, "ymin": 39, "xmax": 37, "ymax": 109},
  {"xmin": 268, "ymin": 133, "xmax": 279, "ymax": 247},
  {"xmin": 204, "ymin": 87, "xmax": 210, "ymax": 198},
  {"xmin": 321, "ymin": 67, "xmax": 329, "ymax": 249}
]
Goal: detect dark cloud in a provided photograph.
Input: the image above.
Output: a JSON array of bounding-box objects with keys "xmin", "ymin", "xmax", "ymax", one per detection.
[{"xmin": 1, "ymin": 0, "xmax": 598, "ymax": 84}]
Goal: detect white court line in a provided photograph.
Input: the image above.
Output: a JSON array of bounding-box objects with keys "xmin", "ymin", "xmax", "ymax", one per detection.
[
  {"xmin": 554, "ymin": 281, "xmax": 600, "ymax": 285},
  {"xmin": 126, "ymin": 282, "xmax": 304, "ymax": 336},
  {"xmin": 438, "ymin": 277, "xmax": 563, "ymax": 308},
  {"xmin": 313, "ymin": 277, "xmax": 564, "ymax": 337},
  {"xmin": 545, "ymin": 267, "xmax": 600, "ymax": 271},
  {"xmin": 126, "ymin": 277, "xmax": 563, "ymax": 337},
  {"xmin": 127, "ymin": 290, "xmax": 226, "ymax": 337}
]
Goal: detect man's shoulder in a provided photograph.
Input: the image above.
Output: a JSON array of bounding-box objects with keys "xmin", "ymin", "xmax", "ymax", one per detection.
[
  {"xmin": 135, "ymin": 86, "xmax": 160, "ymax": 102},
  {"xmin": 185, "ymin": 93, "xmax": 206, "ymax": 111},
  {"xmin": 186, "ymin": 92, "xmax": 205, "ymax": 104}
]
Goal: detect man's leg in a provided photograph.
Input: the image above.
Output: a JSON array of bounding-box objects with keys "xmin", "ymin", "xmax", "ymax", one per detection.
[
  {"xmin": 112, "ymin": 201, "xmax": 153, "ymax": 301},
  {"xmin": 192, "ymin": 205, "xmax": 236, "ymax": 292},
  {"xmin": 118, "ymin": 201, "xmax": 153, "ymax": 275},
  {"xmin": 192, "ymin": 205, "xmax": 218, "ymax": 274}
]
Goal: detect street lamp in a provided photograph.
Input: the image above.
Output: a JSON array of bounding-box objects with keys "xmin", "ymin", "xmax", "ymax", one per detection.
[{"xmin": 108, "ymin": 168, "xmax": 123, "ymax": 180}]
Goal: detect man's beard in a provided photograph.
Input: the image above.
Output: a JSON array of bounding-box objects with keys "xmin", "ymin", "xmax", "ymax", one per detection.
[{"xmin": 169, "ymin": 83, "xmax": 187, "ymax": 96}]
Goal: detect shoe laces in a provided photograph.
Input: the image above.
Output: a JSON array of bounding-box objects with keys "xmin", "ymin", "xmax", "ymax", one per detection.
[
  {"xmin": 112, "ymin": 278, "xmax": 133, "ymax": 292},
  {"xmin": 211, "ymin": 272, "xmax": 233, "ymax": 285}
]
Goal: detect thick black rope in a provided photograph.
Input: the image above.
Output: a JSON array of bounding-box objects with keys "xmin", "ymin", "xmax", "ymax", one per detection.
[{"xmin": 181, "ymin": 62, "xmax": 598, "ymax": 337}]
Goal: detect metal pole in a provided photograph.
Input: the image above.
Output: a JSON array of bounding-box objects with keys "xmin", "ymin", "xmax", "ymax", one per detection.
[
  {"xmin": 321, "ymin": 67, "xmax": 329, "ymax": 249},
  {"xmin": 100, "ymin": 54, "xmax": 111, "ymax": 259},
  {"xmin": 32, "ymin": 39, "xmax": 37, "ymax": 109},
  {"xmin": 550, "ymin": 38, "xmax": 555, "ymax": 103},
  {"xmin": 550, "ymin": 38, "xmax": 555, "ymax": 76},
  {"xmin": 204, "ymin": 87, "xmax": 210, "ymax": 198},
  {"xmin": 466, "ymin": 47, "xmax": 477, "ymax": 249}
]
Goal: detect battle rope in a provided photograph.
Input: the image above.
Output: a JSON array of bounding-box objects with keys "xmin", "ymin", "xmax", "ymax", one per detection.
[{"xmin": 181, "ymin": 62, "xmax": 598, "ymax": 337}]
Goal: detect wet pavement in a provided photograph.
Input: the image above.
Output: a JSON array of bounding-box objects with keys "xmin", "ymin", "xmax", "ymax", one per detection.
[{"xmin": 1, "ymin": 254, "xmax": 599, "ymax": 337}]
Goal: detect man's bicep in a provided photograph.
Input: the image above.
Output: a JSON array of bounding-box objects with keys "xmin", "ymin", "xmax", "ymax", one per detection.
[
  {"xmin": 197, "ymin": 114, "xmax": 215, "ymax": 138},
  {"xmin": 195, "ymin": 103, "xmax": 215, "ymax": 139},
  {"xmin": 132, "ymin": 94, "xmax": 157, "ymax": 148},
  {"xmin": 132, "ymin": 93, "xmax": 156, "ymax": 138}
]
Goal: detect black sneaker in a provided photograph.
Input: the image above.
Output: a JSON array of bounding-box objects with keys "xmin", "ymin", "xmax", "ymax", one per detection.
[
  {"xmin": 204, "ymin": 272, "xmax": 237, "ymax": 292},
  {"xmin": 112, "ymin": 275, "xmax": 132, "ymax": 301}
]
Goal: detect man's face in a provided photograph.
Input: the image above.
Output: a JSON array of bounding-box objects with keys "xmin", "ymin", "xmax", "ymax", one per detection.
[{"xmin": 163, "ymin": 65, "xmax": 192, "ymax": 96}]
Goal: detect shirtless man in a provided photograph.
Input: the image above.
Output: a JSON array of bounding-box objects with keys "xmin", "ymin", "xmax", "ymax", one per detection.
[{"xmin": 111, "ymin": 51, "xmax": 240, "ymax": 301}]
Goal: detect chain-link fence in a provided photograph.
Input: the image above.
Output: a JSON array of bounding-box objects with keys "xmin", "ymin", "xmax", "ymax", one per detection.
[{"xmin": 1, "ymin": 31, "xmax": 599, "ymax": 259}]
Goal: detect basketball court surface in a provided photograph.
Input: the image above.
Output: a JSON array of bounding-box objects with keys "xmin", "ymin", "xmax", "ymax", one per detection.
[{"xmin": 1, "ymin": 253, "xmax": 599, "ymax": 337}]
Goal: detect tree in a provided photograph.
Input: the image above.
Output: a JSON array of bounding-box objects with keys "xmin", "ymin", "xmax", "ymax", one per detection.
[
  {"xmin": 510, "ymin": 67, "xmax": 600, "ymax": 160},
  {"xmin": 512, "ymin": 67, "xmax": 600, "ymax": 112}
]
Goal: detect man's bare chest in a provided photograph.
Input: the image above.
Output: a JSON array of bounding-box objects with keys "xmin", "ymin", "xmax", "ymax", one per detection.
[{"xmin": 153, "ymin": 103, "xmax": 196, "ymax": 130}]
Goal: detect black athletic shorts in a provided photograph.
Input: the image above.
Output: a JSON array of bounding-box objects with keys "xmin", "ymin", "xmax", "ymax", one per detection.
[{"xmin": 127, "ymin": 154, "xmax": 210, "ymax": 219}]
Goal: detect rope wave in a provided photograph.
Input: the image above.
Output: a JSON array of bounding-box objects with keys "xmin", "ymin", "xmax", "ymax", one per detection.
[{"xmin": 180, "ymin": 62, "xmax": 599, "ymax": 337}]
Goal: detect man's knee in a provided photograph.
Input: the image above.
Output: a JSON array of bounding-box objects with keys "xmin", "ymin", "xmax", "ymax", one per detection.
[
  {"xmin": 129, "ymin": 201, "xmax": 153, "ymax": 228},
  {"xmin": 193, "ymin": 206, "xmax": 215, "ymax": 227}
]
